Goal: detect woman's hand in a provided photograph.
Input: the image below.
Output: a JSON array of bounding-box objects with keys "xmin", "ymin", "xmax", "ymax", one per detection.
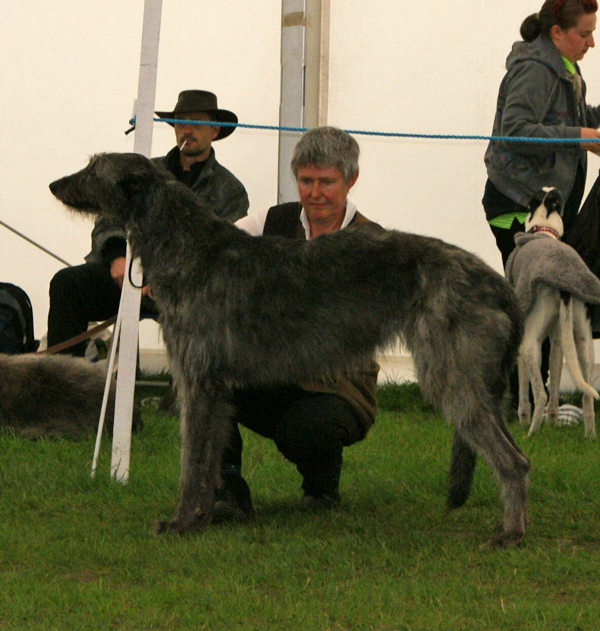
[{"xmin": 580, "ymin": 127, "xmax": 600, "ymax": 154}]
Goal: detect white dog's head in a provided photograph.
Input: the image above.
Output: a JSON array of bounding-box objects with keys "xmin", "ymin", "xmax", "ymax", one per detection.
[{"xmin": 524, "ymin": 187, "xmax": 564, "ymax": 239}]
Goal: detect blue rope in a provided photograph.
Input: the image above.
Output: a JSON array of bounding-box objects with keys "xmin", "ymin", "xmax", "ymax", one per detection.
[{"xmin": 129, "ymin": 117, "xmax": 600, "ymax": 144}]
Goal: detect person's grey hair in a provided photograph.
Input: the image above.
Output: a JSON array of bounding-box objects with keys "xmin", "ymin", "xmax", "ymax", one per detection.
[{"xmin": 291, "ymin": 126, "xmax": 360, "ymax": 182}]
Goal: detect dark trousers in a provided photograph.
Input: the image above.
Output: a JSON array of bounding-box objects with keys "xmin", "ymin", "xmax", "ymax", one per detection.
[
  {"xmin": 490, "ymin": 217, "xmax": 526, "ymax": 269},
  {"xmin": 222, "ymin": 385, "xmax": 365, "ymax": 496},
  {"xmin": 47, "ymin": 262, "xmax": 156, "ymax": 356}
]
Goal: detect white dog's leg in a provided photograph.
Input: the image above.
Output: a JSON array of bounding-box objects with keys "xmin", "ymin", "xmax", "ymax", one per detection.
[
  {"xmin": 517, "ymin": 353, "xmax": 532, "ymax": 427},
  {"xmin": 546, "ymin": 325, "xmax": 563, "ymax": 426},
  {"xmin": 522, "ymin": 289, "xmax": 557, "ymax": 436},
  {"xmin": 573, "ymin": 301, "xmax": 597, "ymax": 439}
]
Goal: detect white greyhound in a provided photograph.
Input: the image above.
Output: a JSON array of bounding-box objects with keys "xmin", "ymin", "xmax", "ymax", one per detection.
[{"xmin": 506, "ymin": 187, "xmax": 600, "ymax": 438}]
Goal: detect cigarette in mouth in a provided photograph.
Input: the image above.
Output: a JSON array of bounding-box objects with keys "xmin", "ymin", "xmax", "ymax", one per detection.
[{"xmin": 180, "ymin": 140, "xmax": 187, "ymax": 151}]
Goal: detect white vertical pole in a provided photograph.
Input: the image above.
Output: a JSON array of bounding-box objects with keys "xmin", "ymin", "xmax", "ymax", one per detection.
[
  {"xmin": 278, "ymin": 0, "xmax": 306, "ymax": 204},
  {"xmin": 277, "ymin": 0, "xmax": 329, "ymax": 203},
  {"xmin": 305, "ymin": 0, "xmax": 330, "ymax": 128},
  {"xmin": 110, "ymin": 0, "xmax": 163, "ymax": 482}
]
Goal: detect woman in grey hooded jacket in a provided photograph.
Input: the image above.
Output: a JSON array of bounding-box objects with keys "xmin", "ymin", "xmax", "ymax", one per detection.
[{"xmin": 484, "ymin": 0, "xmax": 600, "ymax": 266}]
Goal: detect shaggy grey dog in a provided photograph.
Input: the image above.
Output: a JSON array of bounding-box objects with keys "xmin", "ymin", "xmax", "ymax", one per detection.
[
  {"xmin": 50, "ymin": 153, "xmax": 529, "ymax": 547},
  {"xmin": 0, "ymin": 353, "xmax": 124, "ymax": 439}
]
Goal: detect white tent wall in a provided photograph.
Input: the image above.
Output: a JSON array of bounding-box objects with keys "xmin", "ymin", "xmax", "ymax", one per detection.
[
  {"xmin": 0, "ymin": 1, "xmax": 281, "ymax": 354},
  {"xmin": 327, "ymin": 0, "xmax": 600, "ymax": 256},
  {"xmin": 2, "ymin": 1, "xmax": 600, "ymax": 379}
]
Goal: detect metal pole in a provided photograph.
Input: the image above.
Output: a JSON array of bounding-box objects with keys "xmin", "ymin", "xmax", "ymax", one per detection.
[{"xmin": 0, "ymin": 219, "xmax": 73, "ymax": 267}]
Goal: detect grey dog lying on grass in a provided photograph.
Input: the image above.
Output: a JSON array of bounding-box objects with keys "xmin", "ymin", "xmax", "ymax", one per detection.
[
  {"xmin": 0, "ymin": 352, "xmax": 141, "ymax": 439},
  {"xmin": 49, "ymin": 152, "xmax": 529, "ymax": 547}
]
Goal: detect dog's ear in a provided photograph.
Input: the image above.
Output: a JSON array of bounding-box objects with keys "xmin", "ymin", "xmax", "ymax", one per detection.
[
  {"xmin": 544, "ymin": 188, "xmax": 564, "ymax": 217},
  {"xmin": 120, "ymin": 155, "xmax": 157, "ymax": 210},
  {"xmin": 527, "ymin": 190, "xmax": 547, "ymax": 215},
  {"xmin": 94, "ymin": 153, "xmax": 158, "ymax": 211}
]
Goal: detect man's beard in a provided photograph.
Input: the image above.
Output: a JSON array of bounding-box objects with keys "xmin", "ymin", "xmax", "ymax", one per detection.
[{"xmin": 181, "ymin": 143, "xmax": 203, "ymax": 157}]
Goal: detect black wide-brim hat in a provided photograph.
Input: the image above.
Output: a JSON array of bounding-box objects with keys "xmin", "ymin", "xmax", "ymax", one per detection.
[{"xmin": 155, "ymin": 90, "xmax": 238, "ymax": 140}]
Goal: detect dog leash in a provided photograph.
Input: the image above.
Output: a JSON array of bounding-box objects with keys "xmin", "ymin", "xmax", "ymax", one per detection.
[{"xmin": 36, "ymin": 316, "xmax": 118, "ymax": 355}]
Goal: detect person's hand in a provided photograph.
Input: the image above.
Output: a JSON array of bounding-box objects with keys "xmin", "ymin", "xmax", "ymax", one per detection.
[
  {"xmin": 580, "ymin": 127, "xmax": 600, "ymax": 154},
  {"xmin": 110, "ymin": 256, "xmax": 152, "ymax": 295},
  {"xmin": 110, "ymin": 256, "xmax": 126, "ymax": 288}
]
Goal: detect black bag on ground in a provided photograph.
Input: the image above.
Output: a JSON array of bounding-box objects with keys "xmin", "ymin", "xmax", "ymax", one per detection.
[{"xmin": 0, "ymin": 282, "xmax": 38, "ymax": 354}]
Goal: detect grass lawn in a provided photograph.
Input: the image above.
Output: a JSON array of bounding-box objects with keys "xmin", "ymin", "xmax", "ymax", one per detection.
[{"xmin": 1, "ymin": 382, "xmax": 600, "ymax": 630}]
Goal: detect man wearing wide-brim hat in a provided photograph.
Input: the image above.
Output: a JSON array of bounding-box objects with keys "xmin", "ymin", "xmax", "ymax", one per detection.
[
  {"xmin": 155, "ymin": 89, "xmax": 238, "ymax": 139},
  {"xmin": 152, "ymin": 90, "xmax": 248, "ymax": 216},
  {"xmin": 47, "ymin": 90, "xmax": 248, "ymax": 357}
]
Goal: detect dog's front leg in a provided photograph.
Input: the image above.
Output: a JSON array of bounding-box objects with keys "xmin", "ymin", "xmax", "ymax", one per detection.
[
  {"xmin": 574, "ymin": 302, "xmax": 597, "ymax": 438},
  {"xmin": 521, "ymin": 298, "xmax": 554, "ymax": 436},
  {"xmin": 546, "ymin": 326, "xmax": 563, "ymax": 425},
  {"xmin": 517, "ymin": 354, "xmax": 532, "ymax": 427},
  {"xmin": 157, "ymin": 383, "xmax": 234, "ymax": 535},
  {"xmin": 528, "ymin": 358, "xmax": 548, "ymax": 436}
]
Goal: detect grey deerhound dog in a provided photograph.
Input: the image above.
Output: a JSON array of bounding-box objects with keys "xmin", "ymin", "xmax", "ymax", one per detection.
[
  {"xmin": 50, "ymin": 153, "xmax": 529, "ymax": 547},
  {"xmin": 0, "ymin": 353, "xmax": 125, "ymax": 439}
]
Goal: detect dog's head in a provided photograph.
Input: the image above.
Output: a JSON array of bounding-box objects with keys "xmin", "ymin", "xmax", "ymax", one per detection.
[
  {"xmin": 49, "ymin": 153, "xmax": 171, "ymax": 224},
  {"xmin": 524, "ymin": 187, "xmax": 564, "ymax": 239}
]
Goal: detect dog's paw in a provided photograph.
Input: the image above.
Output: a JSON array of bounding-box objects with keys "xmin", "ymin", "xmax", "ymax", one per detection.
[
  {"xmin": 156, "ymin": 519, "xmax": 178, "ymax": 535},
  {"xmin": 480, "ymin": 529, "xmax": 524, "ymax": 551},
  {"xmin": 155, "ymin": 518, "xmax": 197, "ymax": 535},
  {"xmin": 155, "ymin": 510, "xmax": 211, "ymax": 535}
]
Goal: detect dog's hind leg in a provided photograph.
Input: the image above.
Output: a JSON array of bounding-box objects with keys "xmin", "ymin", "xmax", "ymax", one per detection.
[
  {"xmin": 517, "ymin": 353, "xmax": 532, "ymax": 427},
  {"xmin": 456, "ymin": 410, "xmax": 530, "ymax": 547},
  {"xmin": 546, "ymin": 325, "xmax": 563, "ymax": 426},
  {"xmin": 157, "ymin": 381, "xmax": 234, "ymax": 534},
  {"xmin": 521, "ymin": 290, "xmax": 557, "ymax": 435},
  {"xmin": 428, "ymin": 365, "xmax": 529, "ymax": 546},
  {"xmin": 574, "ymin": 301, "xmax": 597, "ymax": 438},
  {"xmin": 520, "ymin": 335, "xmax": 547, "ymax": 435}
]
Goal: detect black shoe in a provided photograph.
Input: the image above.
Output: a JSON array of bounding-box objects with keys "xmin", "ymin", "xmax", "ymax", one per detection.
[
  {"xmin": 211, "ymin": 475, "xmax": 254, "ymax": 523},
  {"xmin": 300, "ymin": 491, "xmax": 341, "ymax": 511}
]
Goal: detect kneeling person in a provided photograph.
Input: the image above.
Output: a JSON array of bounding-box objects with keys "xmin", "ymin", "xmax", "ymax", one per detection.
[{"xmin": 214, "ymin": 126, "xmax": 382, "ymax": 521}]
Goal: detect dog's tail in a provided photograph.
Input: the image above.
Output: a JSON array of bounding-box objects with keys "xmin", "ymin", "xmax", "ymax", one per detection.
[
  {"xmin": 447, "ymin": 431, "xmax": 477, "ymax": 510},
  {"xmin": 559, "ymin": 294, "xmax": 599, "ymax": 401}
]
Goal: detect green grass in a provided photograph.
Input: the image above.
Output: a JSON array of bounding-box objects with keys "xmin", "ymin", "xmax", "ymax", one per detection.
[{"xmin": 1, "ymin": 382, "xmax": 600, "ymax": 630}]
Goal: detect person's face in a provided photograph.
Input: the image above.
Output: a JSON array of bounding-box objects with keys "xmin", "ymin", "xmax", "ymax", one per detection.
[
  {"xmin": 173, "ymin": 112, "xmax": 220, "ymax": 162},
  {"xmin": 552, "ymin": 12, "xmax": 596, "ymax": 63},
  {"xmin": 296, "ymin": 165, "xmax": 358, "ymax": 225}
]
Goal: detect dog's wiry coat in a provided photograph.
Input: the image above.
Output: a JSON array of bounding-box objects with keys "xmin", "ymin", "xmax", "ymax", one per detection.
[
  {"xmin": 0, "ymin": 353, "xmax": 119, "ymax": 439},
  {"xmin": 50, "ymin": 153, "xmax": 529, "ymax": 546}
]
